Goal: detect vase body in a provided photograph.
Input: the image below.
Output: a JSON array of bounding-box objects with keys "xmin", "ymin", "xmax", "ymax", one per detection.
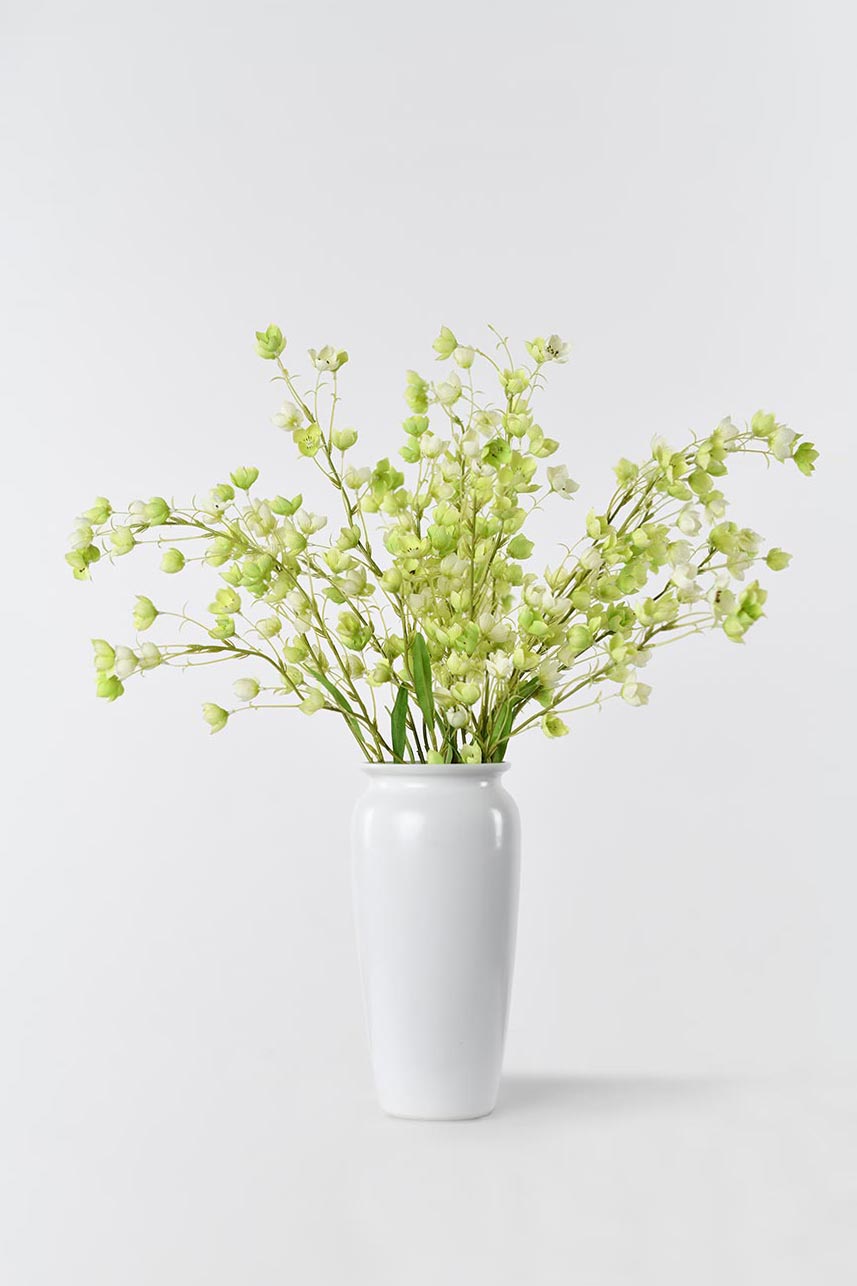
[{"xmin": 351, "ymin": 765, "xmax": 521, "ymax": 1120}]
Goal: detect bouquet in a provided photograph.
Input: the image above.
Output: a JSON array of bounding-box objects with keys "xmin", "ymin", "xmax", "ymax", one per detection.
[{"xmin": 67, "ymin": 324, "xmax": 817, "ymax": 763}]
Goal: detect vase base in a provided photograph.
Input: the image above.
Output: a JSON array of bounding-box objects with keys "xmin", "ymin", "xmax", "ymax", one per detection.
[{"xmin": 380, "ymin": 1101, "xmax": 497, "ymax": 1122}]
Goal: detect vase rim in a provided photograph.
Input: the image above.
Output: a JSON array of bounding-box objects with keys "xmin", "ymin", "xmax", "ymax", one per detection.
[{"xmin": 362, "ymin": 763, "xmax": 510, "ymax": 777}]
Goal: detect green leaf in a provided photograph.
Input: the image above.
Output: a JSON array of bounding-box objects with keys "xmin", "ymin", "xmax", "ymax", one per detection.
[
  {"xmin": 306, "ymin": 667, "xmax": 368, "ymax": 750},
  {"xmin": 411, "ymin": 633, "xmax": 435, "ymax": 730},
  {"xmin": 391, "ymin": 686, "xmax": 409, "ymax": 762},
  {"xmin": 492, "ymin": 700, "xmax": 515, "ymax": 763}
]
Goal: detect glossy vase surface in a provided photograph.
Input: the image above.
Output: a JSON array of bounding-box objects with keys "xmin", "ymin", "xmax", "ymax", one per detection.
[{"xmin": 351, "ymin": 765, "xmax": 521, "ymax": 1120}]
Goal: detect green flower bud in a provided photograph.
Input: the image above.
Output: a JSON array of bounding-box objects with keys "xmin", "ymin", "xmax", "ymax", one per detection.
[
  {"xmin": 507, "ymin": 534, "xmax": 535, "ymax": 560},
  {"xmin": 209, "ymin": 587, "xmax": 241, "ymax": 615},
  {"xmin": 620, "ymin": 680, "xmax": 651, "ymax": 706},
  {"xmin": 453, "ymin": 345, "xmax": 475, "ymax": 369},
  {"xmin": 460, "ymin": 743, "xmax": 482, "ymax": 765},
  {"xmin": 565, "ymin": 624, "xmax": 592, "ymax": 655},
  {"xmin": 688, "ymin": 468, "xmax": 714, "ymax": 498},
  {"xmin": 96, "ymin": 673, "xmax": 124, "ymax": 702},
  {"xmin": 111, "ymin": 526, "xmax": 135, "ymax": 556},
  {"xmin": 209, "ymin": 615, "xmax": 235, "ymax": 640},
  {"xmin": 765, "ymin": 547, "xmax": 792, "ymax": 571},
  {"xmin": 501, "ymin": 368, "xmax": 530, "ymax": 396},
  {"xmin": 271, "ymin": 492, "xmax": 302, "ymax": 516},
  {"xmin": 143, "ymin": 496, "xmax": 170, "ymax": 526},
  {"xmin": 160, "ymin": 548, "xmax": 185, "ymax": 574},
  {"xmin": 613, "ymin": 458, "xmax": 638, "ymax": 485},
  {"xmin": 230, "ymin": 466, "xmax": 259, "ymax": 491},
  {"xmin": 793, "ymin": 441, "xmax": 818, "ymax": 476},
  {"xmin": 255, "ymin": 324, "xmax": 286, "ymax": 360},
  {"xmin": 404, "ymin": 370, "xmax": 429, "ymax": 414},
  {"xmin": 257, "ymin": 616, "xmax": 282, "ymax": 638},
  {"xmin": 202, "ymin": 702, "xmax": 229, "ymax": 733},
  {"xmin": 300, "ymin": 689, "xmax": 325, "ymax": 715},
  {"xmin": 332, "ymin": 427, "xmax": 358, "ymax": 451},
  {"xmin": 403, "ymin": 415, "xmax": 430, "ymax": 437},
  {"xmin": 204, "ymin": 535, "xmax": 234, "ymax": 567},
  {"xmin": 92, "ymin": 638, "xmax": 115, "ymax": 673},
  {"xmin": 83, "ymin": 497, "xmax": 112, "ymax": 525},
  {"xmin": 233, "ymin": 677, "xmax": 259, "ymax": 702},
  {"xmin": 114, "ymin": 645, "xmax": 138, "ymax": 679},
  {"xmin": 337, "ymin": 610, "xmax": 372, "ymax": 651},
  {"xmin": 432, "ymin": 325, "xmax": 458, "ymax": 360},
  {"xmin": 452, "ymin": 682, "xmax": 480, "ymax": 707},
  {"xmin": 282, "ymin": 637, "xmax": 309, "ymax": 663},
  {"xmin": 426, "ymin": 750, "xmax": 445, "ymax": 764},
  {"xmin": 65, "ymin": 550, "xmax": 90, "ymax": 579},
  {"xmin": 542, "ymin": 713, "xmax": 569, "ymax": 738},
  {"xmin": 751, "ymin": 410, "xmax": 776, "ymax": 439},
  {"xmin": 139, "ymin": 642, "xmax": 162, "ymax": 669},
  {"xmin": 400, "ymin": 439, "xmax": 421, "ymax": 464},
  {"xmin": 132, "ymin": 596, "xmax": 158, "ymax": 631}
]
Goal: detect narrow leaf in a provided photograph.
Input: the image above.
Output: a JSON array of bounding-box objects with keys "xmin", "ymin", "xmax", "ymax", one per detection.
[
  {"xmin": 391, "ymin": 686, "xmax": 409, "ymax": 762},
  {"xmin": 411, "ymin": 633, "xmax": 435, "ymax": 730}
]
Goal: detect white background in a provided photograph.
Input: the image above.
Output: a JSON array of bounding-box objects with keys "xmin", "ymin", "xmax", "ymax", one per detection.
[{"xmin": 2, "ymin": 1, "xmax": 856, "ymax": 1282}]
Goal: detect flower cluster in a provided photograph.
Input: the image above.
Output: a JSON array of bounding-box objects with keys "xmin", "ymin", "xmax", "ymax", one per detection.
[{"xmin": 68, "ymin": 326, "xmax": 816, "ymax": 762}]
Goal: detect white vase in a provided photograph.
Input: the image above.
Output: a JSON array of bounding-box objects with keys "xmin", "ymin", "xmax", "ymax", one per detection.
[{"xmin": 351, "ymin": 764, "xmax": 521, "ymax": 1120}]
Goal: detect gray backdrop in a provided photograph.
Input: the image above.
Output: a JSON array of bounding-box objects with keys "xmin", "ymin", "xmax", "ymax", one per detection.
[{"xmin": 2, "ymin": 1, "xmax": 854, "ymax": 1281}]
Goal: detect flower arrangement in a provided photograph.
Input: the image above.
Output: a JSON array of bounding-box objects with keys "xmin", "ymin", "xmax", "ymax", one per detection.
[{"xmin": 68, "ymin": 325, "xmax": 817, "ymax": 763}]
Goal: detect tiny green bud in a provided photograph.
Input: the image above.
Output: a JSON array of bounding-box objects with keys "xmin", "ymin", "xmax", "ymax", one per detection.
[
  {"xmin": 233, "ymin": 677, "xmax": 260, "ymax": 702},
  {"xmin": 542, "ymin": 713, "xmax": 569, "ymax": 738},
  {"xmin": 507, "ymin": 534, "xmax": 535, "ymax": 560},
  {"xmin": 96, "ymin": 674, "xmax": 124, "ymax": 702},
  {"xmin": 132, "ymin": 596, "xmax": 158, "ymax": 630},
  {"xmin": 111, "ymin": 526, "xmax": 135, "ymax": 556},
  {"xmin": 793, "ymin": 441, "xmax": 819, "ymax": 476},
  {"xmin": 83, "ymin": 497, "xmax": 112, "ymax": 525},
  {"xmin": 300, "ymin": 689, "xmax": 325, "ymax": 715},
  {"xmin": 209, "ymin": 615, "xmax": 236, "ymax": 640},
  {"xmin": 230, "ymin": 466, "xmax": 259, "ymax": 491},
  {"xmin": 255, "ymin": 324, "xmax": 286, "ymax": 360},
  {"xmin": 202, "ymin": 702, "xmax": 229, "ymax": 733},
  {"xmin": 139, "ymin": 642, "xmax": 162, "ymax": 669},
  {"xmin": 765, "ymin": 548, "xmax": 792, "ymax": 571},
  {"xmin": 113, "ymin": 645, "xmax": 138, "ymax": 680},
  {"xmin": 751, "ymin": 410, "xmax": 776, "ymax": 438},
  {"xmin": 614, "ymin": 458, "xmax": 639, "ymax": 485},
  {"xmin": 209, "ymin": 587, "xmax": 241, "ymax": 615},
  {"xmin": 332, "ymin": 427, "xmax": 358, "ymax": 451},
  {"xmin": 160, "ymin": 548, "xmax": 185, "ymax": 574},
  {"xmin": 92, "ymin": 638, "xmax": 115, "ymax": 673},
  {"xmin": 432, "ymin": 325, "xmax": 458, "ymax": 360},
  {"xmin": 143, "ymin": 496, "xmax": 170, "ymax": 525}
]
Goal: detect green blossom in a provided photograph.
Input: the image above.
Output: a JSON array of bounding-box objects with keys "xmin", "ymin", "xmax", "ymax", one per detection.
[
  {"xmin": 92, "ymin": 639, "xmax": 115, "ymax": 672},
  {"xmin": 432, "ymin": 326, "xmax": 458, "ymax": 360},
  {"xmin": 230, "ymin": 466, "xmax": 259, "ymax": 491},
  {"xmin": 255, "ymin": 325, "xmax": 286, "ymax": 360},
  {"xmin": 132, "ymin": 596, "xmax": 158, "ymax": 630},
  {"xmin": 202, "ymin": 703, "xmax": 229, "ymax": 733},
  {"xmin": 160, "ymin": 548, "xmax": 185, "ymax": 574}
]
